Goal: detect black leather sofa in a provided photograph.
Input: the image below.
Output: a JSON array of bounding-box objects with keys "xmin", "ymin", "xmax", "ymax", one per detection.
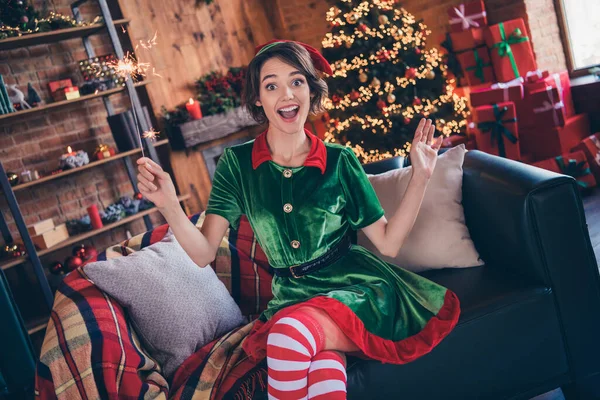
[{"xmin": 347, "ymin": 149, "xmax": 600, "ymax": 400}]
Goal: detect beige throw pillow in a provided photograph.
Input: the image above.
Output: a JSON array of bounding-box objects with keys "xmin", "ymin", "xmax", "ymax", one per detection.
[{"xmin": 357, "ymin": 145, "xmax": 484, "ymax": 272}]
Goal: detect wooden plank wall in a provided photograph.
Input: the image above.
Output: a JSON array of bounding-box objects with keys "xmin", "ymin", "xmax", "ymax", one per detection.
[
  {"xmin": 116, "ymin": 0, "xmax": 280, "ymax": 215},
  {"xmin": 118, "ymin": 0, "xmax": 278, "ymax": 113}
]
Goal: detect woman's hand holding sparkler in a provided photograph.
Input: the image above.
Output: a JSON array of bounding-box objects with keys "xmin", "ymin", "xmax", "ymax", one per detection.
[{"xmin": 136, "ymin": 157, "xmax": 179, "ymax": 211}]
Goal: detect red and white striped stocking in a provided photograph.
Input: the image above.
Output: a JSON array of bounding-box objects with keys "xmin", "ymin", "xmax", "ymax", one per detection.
[
  {"xmin": 307, "ymin": 350, "xmax": 347, "ymax": 399},
  {"xmin": 267, "ymin": 312, "xmax": 325, "ymax": 399}
]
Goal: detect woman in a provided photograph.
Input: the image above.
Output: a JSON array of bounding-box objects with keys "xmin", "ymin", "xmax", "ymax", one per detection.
[{"xmin": 137, "ymin": 40, "xmax": 460, "ymax": 399}]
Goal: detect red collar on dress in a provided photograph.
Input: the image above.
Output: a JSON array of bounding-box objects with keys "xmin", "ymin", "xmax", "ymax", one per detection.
[{"xmin": 251, "ymin": 128, "xmax": 327, "ymax": 174}]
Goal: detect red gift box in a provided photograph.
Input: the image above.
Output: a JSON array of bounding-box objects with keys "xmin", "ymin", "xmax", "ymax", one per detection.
[
  {"xmin": 520, "ymin": 113, "xmax": 591, "ymax": 161},
  {"xmin": 526, "ymin": 86, "xmax": 566, "ymax": 128},
  {"xmin": 523, "ymin": 70, "xmax": 575, "ymax": 118},
  {"xmin": 525, "ymin": 69, "xmax": 549, "ymax": 83},
  {"xmin": 572, "ymin": 133, "xmax": 600, "ymax": 182},
  {"xmin": 456, "ymin": 46, "xmax": 495, "ymax": 86},
  {"xmin": 484, "ymin": 19, "xmax": 537, "ymax": 82},
  {"xmin": 449, "ymin": 28, "xmax": 485, "ymax": 52},
  {"xmin": 448, "ymin": 1, "xmax": 487, "ymax": 33},
  {"xmin": 470, "ymin": 77, "xmax": 524, "ymax": 107},
  {"xmin": 472, "ymin": 102, "xmax": 520, "ymax": 160},
  {"xmin": 533, "ymin": 150, "xmax": 596, "ymax": 190}
]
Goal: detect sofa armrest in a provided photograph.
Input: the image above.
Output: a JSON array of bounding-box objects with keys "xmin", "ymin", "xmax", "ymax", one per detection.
[{"xmin": 462, "ymin": 150, "xmax": 600, "ymax": 385}]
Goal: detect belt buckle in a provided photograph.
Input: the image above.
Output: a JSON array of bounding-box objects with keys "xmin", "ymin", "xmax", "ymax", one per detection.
[{"xmin": 290, "ymin": 265, "xmax": 301, "ymax": 278}]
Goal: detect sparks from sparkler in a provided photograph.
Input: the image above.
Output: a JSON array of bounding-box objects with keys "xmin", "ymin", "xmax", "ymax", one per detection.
[
  {"xmin": 142, "ymin": 128, "xmax": 160, "ymax": 141},
  {"xmin": 110, "ymin": 33, "xmax": 162, "ymax": 158}
]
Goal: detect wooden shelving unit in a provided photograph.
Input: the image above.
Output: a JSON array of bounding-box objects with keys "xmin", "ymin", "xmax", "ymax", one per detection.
[
  {"xmin": 0, "ymin": 0, "xmax": 184, "ymax": 363},
  {"xmin": 1, "ymin": 193, "xmax": 191, "ymax": 272},
  {"xmin": 0, "ymin": 80, "xmax": 149, "ymax": 124},
  {"xmin": 0, "ymin": 19, "xmax": 130, "ymax": 51},
  {"xmin": 9, "ymin": 138, "xmax": 167, "ymax": 193}
]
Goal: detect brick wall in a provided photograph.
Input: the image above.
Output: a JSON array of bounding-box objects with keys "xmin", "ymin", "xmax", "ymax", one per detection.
[
  {"xmin": 274, "ymin": 0, "xmax": 567, "ymax": 73},
  {"xmin": 0, "ymin": 0, "xmax": 165, "ymax": 265}
]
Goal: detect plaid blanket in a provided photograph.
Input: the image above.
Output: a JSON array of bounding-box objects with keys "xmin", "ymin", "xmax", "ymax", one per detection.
[{"xmin": 35, "ymin": 213, "xmax": 271, "ymax": 399}]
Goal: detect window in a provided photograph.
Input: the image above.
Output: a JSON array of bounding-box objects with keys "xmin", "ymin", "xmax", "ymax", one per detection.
[{"xmin": 555, "ymin": 0, "xmax": 600, "ymax": 75}]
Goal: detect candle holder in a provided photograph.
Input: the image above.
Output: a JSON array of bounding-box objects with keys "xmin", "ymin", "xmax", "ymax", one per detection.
[{"xmin": 59, "ymin": 146, "xmax": 90, "ymax": 170}]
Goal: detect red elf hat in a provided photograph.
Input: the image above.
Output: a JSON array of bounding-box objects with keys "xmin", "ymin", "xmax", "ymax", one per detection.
[{"xmin": 254, "ymin": 39, "xmax": 333, "ymax": 76}]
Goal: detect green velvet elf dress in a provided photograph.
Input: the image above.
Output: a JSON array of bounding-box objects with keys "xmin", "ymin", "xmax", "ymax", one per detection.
[{"xmin": 205, "ymin": 128, "xmax": 460, "ymax": 363}]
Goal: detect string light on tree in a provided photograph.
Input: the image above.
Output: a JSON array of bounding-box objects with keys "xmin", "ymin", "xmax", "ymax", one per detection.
[{"xmin": 321, "ymin": 0, "xmax": 469, "ymax": 163}]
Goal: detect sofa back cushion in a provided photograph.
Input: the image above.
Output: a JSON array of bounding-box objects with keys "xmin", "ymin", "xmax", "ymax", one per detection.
[{"xmin": 358, "ymin": 145, "xmax": 484, "ymax": 272}]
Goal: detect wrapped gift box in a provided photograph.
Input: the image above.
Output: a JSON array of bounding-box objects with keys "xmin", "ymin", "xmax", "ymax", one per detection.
[
  {"xmin": 450, "ymin": 28, "xmax": 485, "ymax": 53},
  {"xmin": 525, "ymin": 69, "xmax": 549, "ymax": 83},
  {"xmin": 456, "ymin": 46, "xmax": 495, "ymax": 86},
  {"xmin": 524, "ymin": 70, "xmax": 575, "ymax": 118},
  {"xmin": 533, "ymin": 151, "xmax": 596, "ymax": 190},
  {"xmin": 521, "ymin": 86, "xmax": 566, "ymax": 130},
  {"xmin": 473, "ymin": 102, "xmax": 520, "ymax": 160},
  {"xmin": 27, "ymin": 218, "xmax": 55, "ymax": 236},
  {"xmin": 520, "ymin": 113, "xmax": 591, "ymax": 161},
  {"xmin": 484, "ymin": 19, "xmax": 537, "ymax": 83},
  {"xmin": 448, "ymin": 1, "xmax": 487, "ymax": 33},
  {"xmin": 31, "ymin": 223, "xmax": 69, "ymax": 250},
  {"xmin": 572, "ymin": 133, "xmax": 600, "ymax": 182},
  {"xmin": 470, "ymin": 77, "xmax": 524, "ymax": 107}
]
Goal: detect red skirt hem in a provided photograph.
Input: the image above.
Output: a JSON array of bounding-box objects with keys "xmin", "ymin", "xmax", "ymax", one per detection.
[{"xmin": 242, "ymin": 290, "xmax": 460, "ymax": 364}]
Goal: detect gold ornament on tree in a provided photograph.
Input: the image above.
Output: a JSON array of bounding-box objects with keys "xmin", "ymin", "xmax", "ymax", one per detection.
[
  {"xmin": 346, "ymin": 12, "xmax": 359, "ymax": 24},
  {"xmin": 387, "ymin": 93, "xmax": 396, "ymax": 103},
  {"xmin": 345, "ymin": 41, "xmax": 352, "ymax": 49},
  {"xmin": 359, "ymin": 72, "xmax": 368, "ymax": 83},
  {"xmin": 371, "ymin": 77, "xmax": 381, "ymax": 88},
  {"xmin": 378, "ymin": 15, "xmax": 389, "ymax": 25},
  {"xmin": 426, "ymin": 70, "xmax": 436, "ymax": 80}
]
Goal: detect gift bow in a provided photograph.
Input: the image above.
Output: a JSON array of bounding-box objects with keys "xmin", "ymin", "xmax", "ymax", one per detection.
[
  {"xmin": 491, "ymin": 77, "xmax": 524, "ymax": 102},
  {"xmin": 555, "ymin": 156, "xmax": 591, "ymax": 188},
  {"xmin": 450, "ymin": 4, "xmax": 487, "ymax": 30},
  {"xmin": 492, "ymin": 23, "xmax": 529, "ymax": 79},
  {"xmin": 533, "ymin": 86, "xmax": 564, "ymax": 126},
  {"xmin": 477, "ymin": 103, "xmax": 518, "ymax": 158},
  {"xmin": 465, "ymin": 49, "xmax": 491, "ymax": 83}
]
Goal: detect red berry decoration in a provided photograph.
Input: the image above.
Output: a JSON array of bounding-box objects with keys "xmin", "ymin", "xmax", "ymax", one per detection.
[
  {"xmin": 413, "ymin": 97, "xmax": 422, "ymax": 106},
  {"xmin": 358, "ymin": 23, "xmax": 368, "ymax": 32},
  {"xmin": 65, "ymin": 256, "xmax": 84, "ymax": 272},
  {"xmin": 415, "ymin": 48, "xmax": 422, "ymax": 55},
  {"xmin": 134, "ymin": 192, "xmax": 144, "ymax": 200},
  {"xmin": 350, "ymin": 90, "xmax": 360, "ymax": 101},
  {"xmin": 49, "ymin": 262, "xmax": 65, "ymax": 275},
  {"xmin": 377, "ymin": 99, "xmax": 387, "ymax": 110},
  {"xmin": 404, "ymin": 117, "xmax": 411, "ymax": 125},
  {"xmin": 332, "ymin": 94, "xmax": 342, "ymax": 105},
  {"xmin": 405, "ymin": 67, "xmax": 417, "ymax": 79}
]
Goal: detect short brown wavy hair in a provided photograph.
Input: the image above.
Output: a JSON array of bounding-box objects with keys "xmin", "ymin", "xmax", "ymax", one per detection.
[{"xmin": 243, "ymin": 42, "xmax": 329, "ymax": 125}]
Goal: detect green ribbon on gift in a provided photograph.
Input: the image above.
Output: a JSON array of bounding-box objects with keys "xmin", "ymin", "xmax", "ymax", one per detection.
[
  {"xmin": 477, "ymin": 103, "xmax": 518, "ymax": 158},
  {"xmin": 492, "ymin": 23, "xmax": 529, "ymax": 79},
  {"xmin": 555, "ymin": 156, "xmax": 592, "ymax": 188},
  {"xmin": 465, "ymin": 49, "xmax": 492, "ymax": 83}
]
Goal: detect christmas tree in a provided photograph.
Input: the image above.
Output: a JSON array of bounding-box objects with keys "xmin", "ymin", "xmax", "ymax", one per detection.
[
  {"xmin": 0, "ymin": 0, "xmax": 38, "ymax": 30},
  {"xmin": 321, "ymin": 0, "xmax": 469, "ymax": 163}
]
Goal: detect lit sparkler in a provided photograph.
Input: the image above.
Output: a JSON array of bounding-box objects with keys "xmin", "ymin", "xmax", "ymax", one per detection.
[{"xmin": 142, "ymin": 128, "xmax": 160, "ymax": 141}]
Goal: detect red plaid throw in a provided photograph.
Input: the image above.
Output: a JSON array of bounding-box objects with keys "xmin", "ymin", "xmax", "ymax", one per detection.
[{"xmin": 35, "ymin": 212, "xmax": 272, "ymax": 399}]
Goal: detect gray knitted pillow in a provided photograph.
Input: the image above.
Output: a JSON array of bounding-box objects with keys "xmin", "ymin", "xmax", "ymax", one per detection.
[{"xmin": 83, "ymin": 230, "xmax": 245, "ymax": 379}]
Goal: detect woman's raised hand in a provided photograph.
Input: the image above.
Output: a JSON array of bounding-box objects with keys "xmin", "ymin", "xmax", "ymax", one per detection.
[
  {"xmin": 409, "ymin": 118, "xmax": 443, "ymax": 181},
  {"xmin": 136, "ymin": 157, "xmax": 179, "ymax": 210}
]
